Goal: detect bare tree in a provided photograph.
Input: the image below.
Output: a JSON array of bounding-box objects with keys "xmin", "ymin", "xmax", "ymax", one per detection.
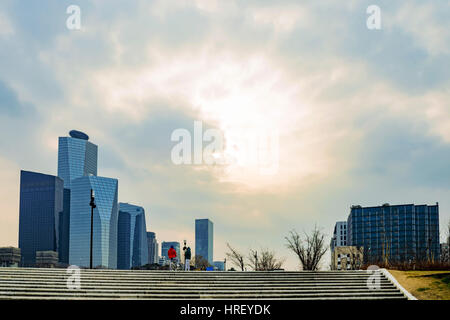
[
  {"xmin": 447, "ymin": 219, "xmax": 450, "ymax": 245},
  {"xmin": 349, "ymin": 246, "xmax": 364, "ymax": 270},
  {"xmin": 247, "ymin": 248, "xmax": 284, "ymax": 271},
  {"xmin": 192, "ymin": 255, "xmax": 209, "ymax": 270},
  {"xmin": 442, "ymin": 219, "xmax": 450, "ymax": 263},
  {"xmin": 225, "ymin": 243, "xmax": 245, "ymax": 271},
  {"xmin": 285, "ymin": 226, "xmax": 328, "ymax": 271}
]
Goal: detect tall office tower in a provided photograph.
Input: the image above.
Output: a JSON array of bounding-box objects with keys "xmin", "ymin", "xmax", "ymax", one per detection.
[
  {"xmin": 18, "ymin": 171, "xmax": 63, "ymax": 266},
  {"xmin": 57, "ymin": 130, "xmax": 98, "ymax": 263},
  {"xmin": 347, "ymin": 203, "xmax": 440, "ymax": 264},
  {"xmin": 117, "ymin": 203, "xmax": 148, "ymax": 269},
  {"xmin": 161, "ymin": 241, "xmax": 180, "ymax": 261},
  {"xmin": 57, "ymin": 130, "xmax": 98, "ymax": 189},
  {"xmin": 147, "ymin": 232, "xmax": 159, "ymax": 264},
  {"xmin": 117, "ymin": 210, "xmax": 131, "ymax": 269},
  {"xmin": 69, "ymin": 176, "xmax": 118, "ymax": 269},
  {"xmin": 195, "ymin": 219, "xmax": 214, "ymax": 264},
  {"xmin": 330, "ymin": 221, "xmax": 348, "ymax": 252}
]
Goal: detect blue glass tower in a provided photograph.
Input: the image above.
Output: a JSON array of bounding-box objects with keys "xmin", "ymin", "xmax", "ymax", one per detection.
[
  {"xmin": 147, "ymin": 232, "xmax": 158, "ymax": 264},
  {"xmin": 57, "ymin": 130, "xmax": 98, "ymax": 265},
  {"xmin": 348, "ymin": 203, "xmax": 440, "ymax": 263},
  {"xmin": 117, "ymin": 203, "xmax": 149, "ymax": 269},
  {"xmin": 58, "ymin": 130, "xmax": 98, "ymax": 189},
  {"xmin": 18, "ymin": 170, "xmax": 64, "ymax": 266},
  {"xmin": 69, "ymin": 176, "xmax": 118, "ymax": 269},
  {"xmin": 195, "ymin": 219, "xmax": 214, "ymax": 264}
]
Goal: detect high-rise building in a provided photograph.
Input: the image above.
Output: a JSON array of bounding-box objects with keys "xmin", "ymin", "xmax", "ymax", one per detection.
[
  {"xmin": 147, "ymin": 232, "xmax": 159, "ymax": 265},
  {"xmin": 69, "ymin": 176, "xmax": 118, "ymax": 269},
  {"xmin": 161, "ymin": 241, "xmax": 180, "ymax": 262},
  {"xmin": 57, "ymin": 130, "xmax": 98, "ymax": 189},
  {"xmin": 347, "ymin": 203, "xmax": 440, "ymax": 264},
  {"xmin": 117, "ymin": 203, "xmax": 148, "ymax": 269},
  {"xmin": 330, "ymin": 221, "xmax": 348, "ymax": 252},
  {"xmin": 57, "ymin": 130, "xmax": 98, "ymax": 264},
  {"xmin": 18, "ymin": 171, "xmax": 64, "ymax": 266},
  {"xmin": 195, "ymin": 219, "xmax": 214, "ymax": 264}
]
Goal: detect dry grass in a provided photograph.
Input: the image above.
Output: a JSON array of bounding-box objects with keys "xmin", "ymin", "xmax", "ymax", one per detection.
[{"xmin": 389, "ymin": 270, "xmax": 450, "ymax": 300}]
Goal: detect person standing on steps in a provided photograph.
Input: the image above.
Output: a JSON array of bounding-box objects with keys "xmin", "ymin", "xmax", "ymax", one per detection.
[
  {"xmin": 184, "ymin": 247, "xmax": 191, "ymax": 271},
  {"xmin": 168, "ymin": 245, "xmax": 177, "ymax": 270}
]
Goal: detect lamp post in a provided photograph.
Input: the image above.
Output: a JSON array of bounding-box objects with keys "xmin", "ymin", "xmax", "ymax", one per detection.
[{"xmin": 89, "ymin": 189, "xmax": 96, "ymax": 269}]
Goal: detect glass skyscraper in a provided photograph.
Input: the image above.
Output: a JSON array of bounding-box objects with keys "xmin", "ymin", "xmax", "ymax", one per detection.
[
  {"xmin": 57, "ymin": 130, "xmax": 98, "ymax": 264},
  {"xmin": 69, "ymin": 176, "xmax": 118, "ymax": 269},
  {"xmin": 117, "ymin": 203, "xmax": 149, "ymax": 269},
  {"xmin": 147, "ymin": 232, "xmax": 158, "ymax": 265},
  {"xmin": 347, "ymin": 203, "xmax": 440, "ymax": 263},
  {"xmin": 18, "ymin": 170, "xmax": 64, "ymax": 266},
  {"xmin": 58, "ymin": 130, "xmax": 98, "ymax": 189},
  {"xmin": 195, "ymin": 219, "xmax": 214, "ymax": 264}
]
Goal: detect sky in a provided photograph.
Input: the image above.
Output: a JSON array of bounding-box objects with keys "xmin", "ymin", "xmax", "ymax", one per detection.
[{"xmin": 0, "ymin": 0, "xmax": 449, "ymax": 270}]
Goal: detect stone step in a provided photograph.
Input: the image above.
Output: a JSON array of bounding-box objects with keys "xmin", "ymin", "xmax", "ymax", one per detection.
[
  {"xmin": 0, "ymin": 272, "xmax": 387, "ymax": 278},
  {"xmin": 0, "ymin": 273, "xmax": 385, "ymax": 279},
  {"xmin": 0, "ymin": 268, "xmax": 409, "ymax": 300},
  {"xmin": 0, "ymin": 285, "xmax": 400, "ymax": 292},
  {"xmin": 0, "ymin": 282, "xmax": 395, "ymax": 290},
  {"xmin": 0, "ymin": 290, "xmax": 406, "ymax": 298},
  {"xmin": 0, "ymin": 280, "xmax": 394, "ymax": 286}
]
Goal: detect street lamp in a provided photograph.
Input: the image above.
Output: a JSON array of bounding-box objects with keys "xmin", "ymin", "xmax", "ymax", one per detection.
[{"xmin": 89, "ymin": 189, "xmax": 96, "ymax": 269}]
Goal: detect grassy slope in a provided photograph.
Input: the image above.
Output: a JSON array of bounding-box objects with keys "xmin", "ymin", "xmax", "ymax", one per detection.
[{"xmin": 389, "ymin": 270, "xmax": 450, "ymax": 300}]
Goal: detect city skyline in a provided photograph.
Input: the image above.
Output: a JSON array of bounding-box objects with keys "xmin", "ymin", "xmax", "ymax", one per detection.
[{"xmin": 0, "ymin": 1, "xmax": 449, "ymax": 271}]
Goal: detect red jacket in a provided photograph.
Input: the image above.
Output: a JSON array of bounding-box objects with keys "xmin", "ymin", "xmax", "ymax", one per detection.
[{"xmin": 168, "ymin": 248, "xmax": 177, "ymax": 259}]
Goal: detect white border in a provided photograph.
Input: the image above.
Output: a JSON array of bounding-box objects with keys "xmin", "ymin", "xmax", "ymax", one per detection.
[{"xmin": 381, "ymin": 268, "xmax": 417, "ymax": 300}]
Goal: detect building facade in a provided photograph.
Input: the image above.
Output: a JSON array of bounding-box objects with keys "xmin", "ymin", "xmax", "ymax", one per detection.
[
  {"xmin": 161, "ymin": 241, "xmax": 180, "ymax": 263},
  {"xmin": 117, "ymin": 203, "xmax": 149, "ymax": 269},
  {"xmin": 69, "ymin": 176, "xmax": 118, "ymax": 269},
  {"xmin": 0, "ymin": 247, "xmax": 21, "ymax": 267},
  {"xmin": 347, "ymin": 203, "xmax": 440, "ymax": 264},
  {"xmin": 147, "ymin": 232, "xmax": 159, "ymax": 265},
  {"xmin": 330, "ymin": 221, "xmax": 348, "ymax": 252},
  {"xmin": 331, "ymin": 246, "xmax": 364, "ymax": 270},
  {"xmin": 195, "ymin": 219, "xmax": 214, "ymax": 264},
  {"xmin": 18, "ymin": 170, "xmax": 64, "ymax": 266},
  {"xmin": 35, "ymin": 251, "xmax": 59, "ymax": 268}
]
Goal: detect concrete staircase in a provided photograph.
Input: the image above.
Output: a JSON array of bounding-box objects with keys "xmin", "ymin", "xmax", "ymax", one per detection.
[{"xmin": 0, "ymin": 268, "xmax": 411, "ymax": 300}]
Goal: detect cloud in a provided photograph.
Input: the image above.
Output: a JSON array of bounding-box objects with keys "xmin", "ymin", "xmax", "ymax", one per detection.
[{"xmin": 0, "ymin": 0, "xmax": 448, "ymax": 270}]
